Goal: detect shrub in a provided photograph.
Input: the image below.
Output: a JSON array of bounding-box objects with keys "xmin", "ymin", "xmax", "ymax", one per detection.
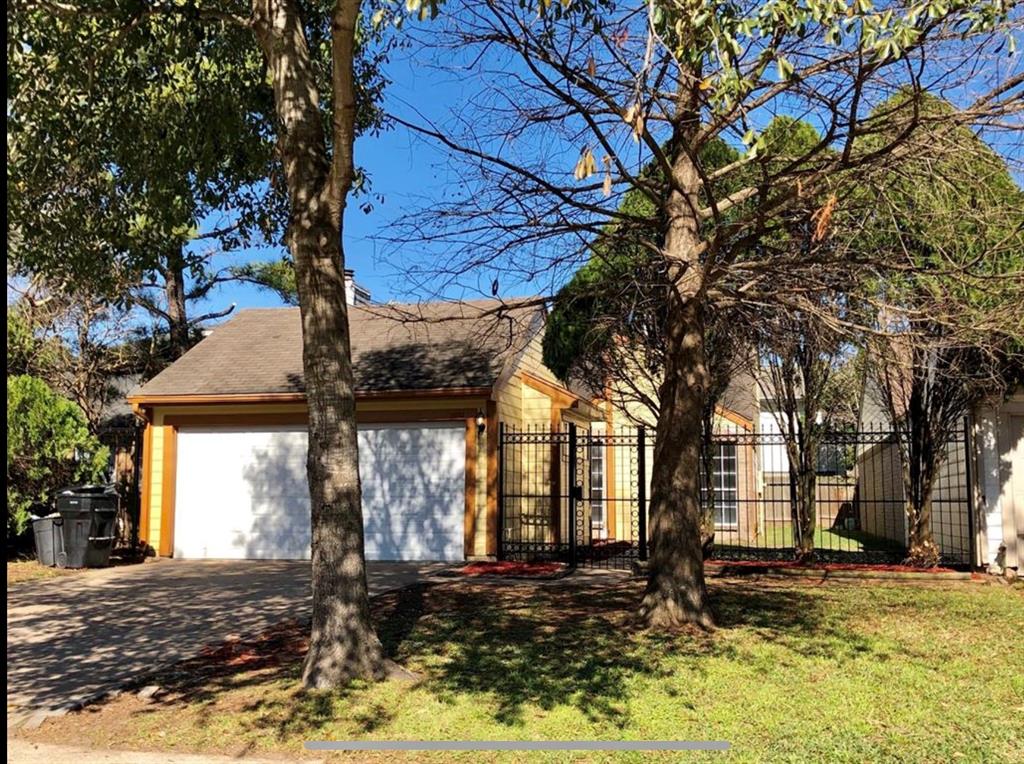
[{"xmin": 6, "ymin": 375, "xmax": 109, "ymax": 545}]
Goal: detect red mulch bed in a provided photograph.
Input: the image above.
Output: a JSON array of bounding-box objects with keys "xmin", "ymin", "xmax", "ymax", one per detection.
[
  {"xmin": 707, "ymin": 559, "xmax": 961, "ymax": 574},
  {"xmin": 457, "ymin": 561, "xmax": 568, "ymax": 578}
]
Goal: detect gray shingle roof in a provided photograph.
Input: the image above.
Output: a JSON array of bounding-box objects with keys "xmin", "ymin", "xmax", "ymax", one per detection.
[{"xmin": 130, "ymin": 299, "xmax": 544, "ymax": 399}]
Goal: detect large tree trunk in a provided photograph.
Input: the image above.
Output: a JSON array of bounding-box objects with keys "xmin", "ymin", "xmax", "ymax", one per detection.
[
  {"xmin": 640, "ymin": 292, "xmax": 714, "ymax": 628},
  {"xmin": 163, "ymin": 247, "xmax": 191, "ymax": 359},
  {"xmin": 639, "ymin": 73, "xmax": 714, "ymax": 628},
  {"xmin": 292, "ymin": 215, "xmax": 385, "ymax": 686},
  {"xmin": 253, "ymin": 0, "xmax": 385, "ymax": 688}
]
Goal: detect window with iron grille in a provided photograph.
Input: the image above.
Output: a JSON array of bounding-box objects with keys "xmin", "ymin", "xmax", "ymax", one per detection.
[
  {"xmin": 713, "ymin": 444, "xmax": 739, "ymax": 528},
  {"xmin": 589, "ymin": 440, "xmax": 605, "ymax": 529}
]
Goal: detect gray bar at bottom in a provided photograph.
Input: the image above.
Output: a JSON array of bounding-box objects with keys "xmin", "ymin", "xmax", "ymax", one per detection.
[{"xmin": 305, "ymin": 740, "xmax": 730, "ymax": 751}]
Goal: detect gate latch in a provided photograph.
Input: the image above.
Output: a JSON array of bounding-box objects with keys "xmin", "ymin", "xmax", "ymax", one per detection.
[{"xmin": 570, "ymin": 484, "xmax": 584, "ymax": 501}]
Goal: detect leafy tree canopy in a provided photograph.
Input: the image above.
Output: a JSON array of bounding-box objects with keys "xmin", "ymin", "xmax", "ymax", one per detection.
[
  {"xmin": 8, "ymin": 10, "xmax": 280, "ymax": 291},
  {"xmin": 7, "ymin": 375, "xmax": 109, "ymax": 542},
  {"xmin": 231, "ymin": 257, "xmax": 300, "ymax": 306},
  {"xmin": 7, "ymin": 3, "xmax": 389, "ymax": 314},
  {"xmin": 543, "ymin": 116, "xmax": 825, "ymax": 382},
  {"xmin": 853, "ymin": 95, "xmax": 1024, "ymax": 341}
]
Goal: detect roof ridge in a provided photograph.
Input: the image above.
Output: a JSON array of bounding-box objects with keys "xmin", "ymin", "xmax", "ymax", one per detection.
[
  {"xmin": 129, "ymin": 296, "xmax": 544, "ymax": 399},
  {"xmin": 229, "ymin": 298, "xmax": 541, "ymax": 316}
]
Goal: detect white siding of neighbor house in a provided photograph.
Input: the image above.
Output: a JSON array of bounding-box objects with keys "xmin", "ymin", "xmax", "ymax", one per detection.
[
  {"xmin": 759, "ymin": 411, "xmax": 789, "ymax": 473},
  {"xmin": 855, "ymin": 438, "xmax": 907, "ymax": 545},
  {"xmin": 975, "ymin": 407, "xmax": 1003, "ymax": 566},
  {"xmin": 1009, "ymin": 414, "xmax": 1024, "ymax": 569},
  {"xmin": 974, "ymin": 390, "xmax": 1024, "ymax": 570}
]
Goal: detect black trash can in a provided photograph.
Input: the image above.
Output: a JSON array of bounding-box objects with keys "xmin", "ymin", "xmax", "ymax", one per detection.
[
  {"xmin": 31, "ymin": 514, "xmax": 67, "ymax": 568},
  {"xmin": 50, "ymin": 485, "xmax": 119, "ymax": 569}
]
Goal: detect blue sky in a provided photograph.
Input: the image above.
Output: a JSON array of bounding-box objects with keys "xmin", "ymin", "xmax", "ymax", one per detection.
[{"xmin": 201, "ymin": 48, "xmax": 486, "ymax": 317}]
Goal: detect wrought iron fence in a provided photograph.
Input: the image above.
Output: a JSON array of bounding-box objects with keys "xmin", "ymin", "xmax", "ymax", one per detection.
[
  {"xmin": 498, "ymin": 419, "xmax": 975, "ymax": 569},
  {"xmin": 498, "ymin": 423, "xmax": 646, "ymax": 569},
  {"xmin": 709, "ymin": 422, "xmax": 973, "ymax": 565}
]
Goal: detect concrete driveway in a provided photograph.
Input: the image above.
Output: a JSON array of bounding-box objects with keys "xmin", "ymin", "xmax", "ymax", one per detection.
[{"xmin": 6, "ymin": 559, "xmax": 452, "ymax": 719}]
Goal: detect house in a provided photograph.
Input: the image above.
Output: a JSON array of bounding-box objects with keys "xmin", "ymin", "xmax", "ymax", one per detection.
[
  {"xmin": 594, "ymin": 363, "xmax": 871, "ymax": 560},
  {"xmin": 128, "ymin": 297, "xmax": 604, "ymax": 562},
  {"xmin": 971, "ymin": 388, "xmax": 1023, "ymax": 573},
  {"xmin": 596, "ymin": 366, "xmax": 759, "ymax": 544},
  {"xmin": 141, "ymin": 290, "xmax": 1007, "ymax": 568}
]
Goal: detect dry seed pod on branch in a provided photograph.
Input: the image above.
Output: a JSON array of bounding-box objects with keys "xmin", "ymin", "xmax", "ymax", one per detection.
[{"xmin": 573, "ymin": 146, "xmax": 597, "ymax": 180}]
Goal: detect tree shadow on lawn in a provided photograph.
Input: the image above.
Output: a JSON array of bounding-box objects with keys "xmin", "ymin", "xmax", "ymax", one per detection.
[{"xmin": 117, "ymin": 579, "xmax": 879, "ymax": 742}]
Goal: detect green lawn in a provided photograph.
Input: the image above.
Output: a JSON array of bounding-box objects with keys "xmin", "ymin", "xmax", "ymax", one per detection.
[
  {"xmin": 717, "ymin": 522, "xmax": 906, "ymax": 557},
  {"xmin": 766, "ymin": 522, "xmax": 905, "ymax": 552},
  {"xmin": 21, "ymin": 577, "xmax": 1024, "ymax": 763}
]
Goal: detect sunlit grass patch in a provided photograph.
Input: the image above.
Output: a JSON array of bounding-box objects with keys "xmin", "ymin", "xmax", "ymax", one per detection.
[{"xmin": 19, "ymin": 576, "xmax": 1024, "ymax": 763}]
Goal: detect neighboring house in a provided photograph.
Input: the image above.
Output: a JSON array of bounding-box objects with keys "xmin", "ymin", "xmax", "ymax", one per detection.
[
  {"xmin": 852, "ymin": 427, "xmax": 973, "ymax": 562},
  {"xmin": 600, "ymin": 363, "xmax": 867, "ymax": 553},
  {"xmin": 972, "ymin": 388, "xmax": 1023, "ymax": 572},
  {"xmin": 756, "ymin": 401, "xmax": 863, "ymax": 533},
  {"xmin": 854, "ymin": 382, "xmax": 1023, "ymax": 570},
  {"xmin": 128, "ymin": 297, "xmax": 601, "ymax": 562}
]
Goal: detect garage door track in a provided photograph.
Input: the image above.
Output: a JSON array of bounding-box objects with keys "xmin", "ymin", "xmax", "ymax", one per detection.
[{"xmin": 6, "ymin": 559, "xmax": 452, "ymax": 722}]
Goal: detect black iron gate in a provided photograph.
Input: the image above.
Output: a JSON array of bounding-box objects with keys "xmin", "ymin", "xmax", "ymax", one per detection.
[
  {"xmin": 498, "ymin": 420, "xmax": 976, "ymax": 569},
  {"xmin": 498, "ymin": 423, "xmax": 648, "ymax": 569}
]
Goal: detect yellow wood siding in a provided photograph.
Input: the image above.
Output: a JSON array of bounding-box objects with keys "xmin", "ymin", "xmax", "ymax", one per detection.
[
  {"xmin": 472, "ymin": 425, "xmax": 489, "ymax": 556},
  {"xmin": 522, "ymin": 385, "xmax": 552, "ymax": 427},
  {"xmin": 495, "ymin": 377, "xmax": 524, "ymax": 429},
  {"xmin": 515, "ymin": 328, "xmax": 562, "ymax": 385},
  {"xmin": 145, "ymin": 425, "xmax": 165, "ymax": 551}
]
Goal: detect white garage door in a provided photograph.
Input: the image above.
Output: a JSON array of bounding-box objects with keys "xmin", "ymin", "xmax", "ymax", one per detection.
[{"xmin": 174, "ymin": 423, "xmax": 466, "ymax": 561}]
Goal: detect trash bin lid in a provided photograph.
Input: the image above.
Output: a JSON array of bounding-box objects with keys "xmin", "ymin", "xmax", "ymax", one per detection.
[{"xmin": 57, "ymin": 484, "xmax": 116, "ymax": 496}]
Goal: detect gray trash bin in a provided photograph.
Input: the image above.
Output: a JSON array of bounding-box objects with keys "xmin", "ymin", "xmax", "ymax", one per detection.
[{"xmin": 31, "ymin": 514, "xmax": 67, "ymax": 567}]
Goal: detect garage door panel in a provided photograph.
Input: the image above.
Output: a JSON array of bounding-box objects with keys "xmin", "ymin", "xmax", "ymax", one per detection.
[
  {"xmin": 362, "ymin": 494, "xmax": 464, "ymax": 534},
  {"xmin": 243, "ymin": 435, "xmax": 308, "ymax": 503},
  {"xmin": 364, "ymin": 533, "xmax": 463, "ymax": 561},
  {"xmin": 358, "ymin": 424, "xmax": 464, "ymax": 561},
  {"xmin": 234, "ymin": 528, "xmax": 311, "ymax": 560},
  {"xmin": 175, "ymin": 427, "xmax": 311, "ymax": 560},
  {"xmin": 174, "ymin": 423, "xmax": 465, "ymax": 561}
]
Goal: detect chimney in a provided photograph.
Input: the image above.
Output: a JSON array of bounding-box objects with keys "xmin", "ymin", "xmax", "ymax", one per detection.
[{"xmin": 344, "ymin": 269, "xmax": 371, "ymax": 306}]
